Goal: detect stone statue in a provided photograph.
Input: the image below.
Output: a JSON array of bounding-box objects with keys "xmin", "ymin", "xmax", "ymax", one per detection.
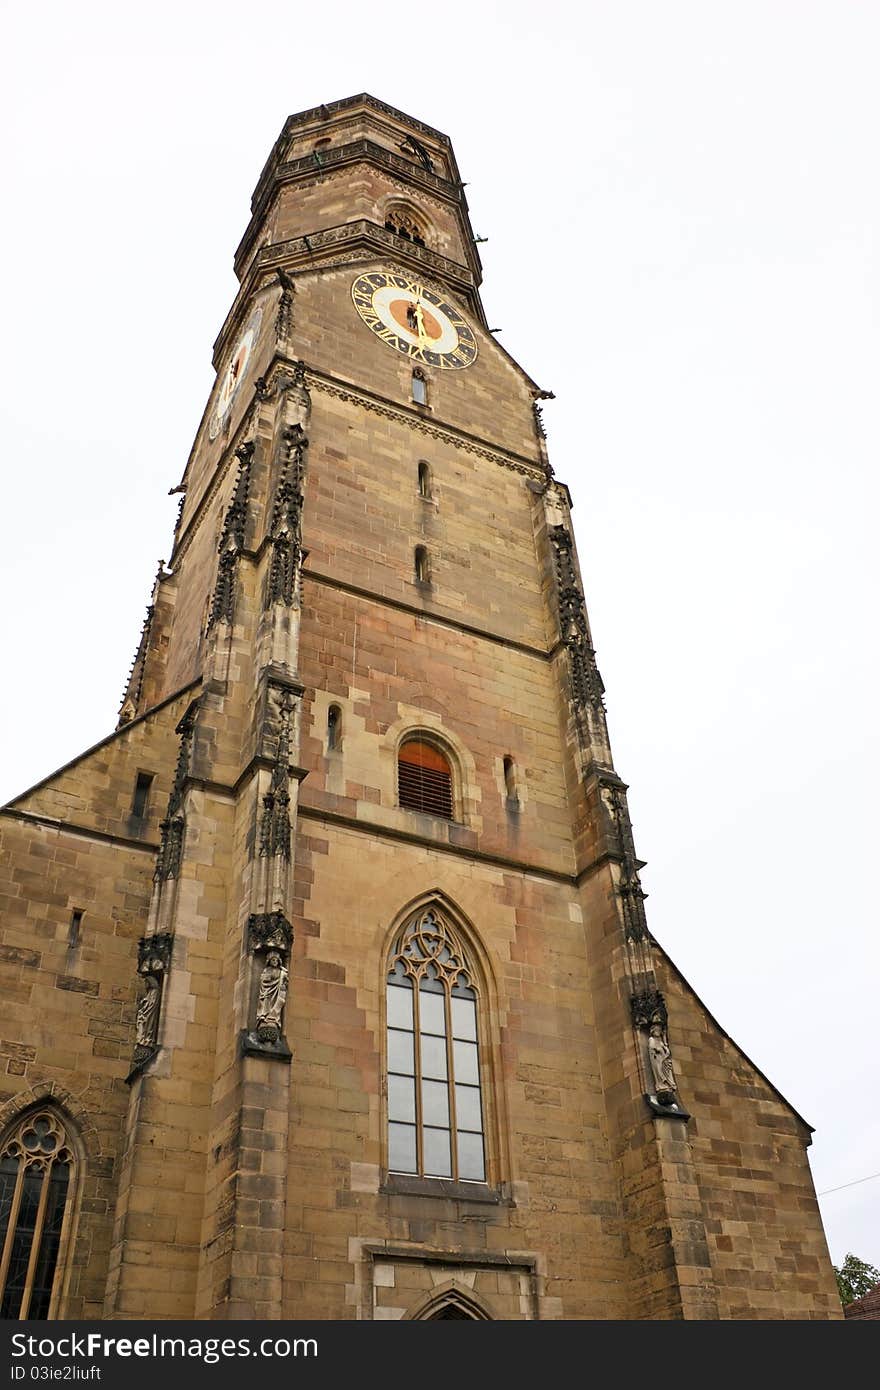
[
  {"xmin": 255, "ymin": 950, "xmax": 288, "ymax": 1042},
  {"xmin": 648, "ymin": 1019, "xmax": 677, "ymax": 1103},
  {"xmin": 135, "ymin": 956, "xmax": 164, "ymax": 1049}
]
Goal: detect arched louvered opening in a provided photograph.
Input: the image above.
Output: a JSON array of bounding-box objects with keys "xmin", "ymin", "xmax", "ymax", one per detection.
[
  {"xmin": 398, "ymin": 740, "xmax": 452, "ymax": 819},
  {"xmin": 0, "ymin": 1107, "xmax": 81, "ymax": 1320}
]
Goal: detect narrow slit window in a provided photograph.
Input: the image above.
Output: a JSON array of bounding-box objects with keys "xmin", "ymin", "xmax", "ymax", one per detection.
[
  {"xmin": 418, "ymin": 461, "xmax": 431, "ymax": 498},
  {"xmin": 412, "ymin": 370, "xmax": 428, "ymax": 406},
  {"xmin": 503, "ymin": 756, "xmax": 517, "ymax": 801},
  {"xmin": 414, "ymin": 546, "xmax": 429, "ymax": 584},
  {"xmin": 398, "ymin": 740, "xmax": 453, "ymax": 820},
  {"xmin": 131, "ymin": 772, "xmax": 153, "ymax": 820},
  {"xmin": 67, "ymin": 910, "xmax": 83, "ymax": 949},
  {"xmin": 327, "ymin": 704, "xmax": 341, "ymax": 751}
]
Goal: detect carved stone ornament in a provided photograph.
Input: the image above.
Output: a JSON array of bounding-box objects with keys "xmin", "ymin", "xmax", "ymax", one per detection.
[
  {"xmin": 631, "ymin": 988, "xmax": 686, "ymax": 1114},
  {"xmin": 549, "ymin": 525, "xmax": 607, "ymax": 720},
  {"xmin": 129, "ymin": 932, "xmax": 173, "ymax": 1077},
  {"xmin": 117, "ymin": 576, "xmax": 160, "ymax": 727},
  {"xmin": 247, "ymin": 910, "xmax": 294, "ymax": 956},
  {"xmin": 241, "ymin": 912, "xmax": 294, "ymax": 1060},
  {"xmin": 154, "ymin": 701, "xmax": 198, "ymax": 882},
  {"xmin": 275, "ymin": 268, "xmax": 295, "ymax": 343},
  {"xmin": 254, "ymin": 951, "xmax": 289, "ymax": 1043},
  {"xmin": 207, "ymin": 441, "xmax": 254, "ymax": 631},
  {"xmin": 631, "ymin": 987, "xmax": 668, "ymax": 1032},
  {"xmin": 601, "ymin": 781, "xmax": 650, "ymax": 944},
  {"xmin": 265, "ymin": 424, "xmax": 308, "ymax": 609},
  {"xmin": 259, "ymin": 690, "xmax": 296, "ymax": 858}
]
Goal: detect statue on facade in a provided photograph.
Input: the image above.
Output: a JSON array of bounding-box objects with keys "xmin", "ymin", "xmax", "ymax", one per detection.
[
  {"xmin": 255, "ymin": 950, "xmax": 288, "ymax": 1044},
  {"xmin": 130, "ymin": 934, "xmax": 173, "ymax": 1074},
  {"xmin": 648, "ymin": 1018, "xmax": 677, "ymax": 1105}
]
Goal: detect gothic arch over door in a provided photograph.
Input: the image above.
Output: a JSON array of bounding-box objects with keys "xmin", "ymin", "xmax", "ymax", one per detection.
[{"xmin": 408, "ymin": 1283, "xmax": 493, "ymax": 1320}]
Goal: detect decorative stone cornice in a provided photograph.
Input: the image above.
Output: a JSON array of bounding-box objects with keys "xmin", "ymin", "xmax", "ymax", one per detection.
[
  {"xmin": 218, "ymin": 219, "xmax": 483, "ymax": 366},
  {"xmin": 237, "ymin": 136, "xmax": 474, "ymax": 280},
  {"xmin": 306, "ymin": 369, "xmax": 546, "ymax": 479},
  {"xmin": 281, "ymin": 94, "xmax": 453, "ymax": 152}
]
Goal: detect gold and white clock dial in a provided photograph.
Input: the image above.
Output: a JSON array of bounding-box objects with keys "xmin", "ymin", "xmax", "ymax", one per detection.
[
  {"xmin": 351, "ymin": 271, "xmax": 478, "ymax": 369},
  {"xmin": 208, "ymin": 307, "xmax": 263, "ymax": 440}
]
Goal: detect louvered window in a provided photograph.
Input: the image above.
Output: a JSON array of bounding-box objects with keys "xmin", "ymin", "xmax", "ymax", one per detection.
[{"xmin": 398, "ymin": 741, "xmax": 454, "ymax": 820}]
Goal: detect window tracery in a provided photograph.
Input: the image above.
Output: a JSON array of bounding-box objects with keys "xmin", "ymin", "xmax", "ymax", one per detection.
[
  {"xmin": 0, "ymin": 1109, "xmax": 79, "ymax": 1320},
  {"xmin": 386, "ymin": 906, "xmax": 486, "ymax": 1182},
  {"xmin": 384, "ymin": 206, "xmax": 427, "ymax": 247}
]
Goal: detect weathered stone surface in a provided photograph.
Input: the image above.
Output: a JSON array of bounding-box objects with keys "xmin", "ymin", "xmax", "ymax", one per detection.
[{"xmin": 0, "ymin": 94, "xmax": 840, "ymax": 1321}]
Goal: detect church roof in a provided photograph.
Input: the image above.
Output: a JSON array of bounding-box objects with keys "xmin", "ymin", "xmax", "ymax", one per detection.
[{"xmin": 844, "ymin": 1283, "xmax": 880, "ymax": 1319}]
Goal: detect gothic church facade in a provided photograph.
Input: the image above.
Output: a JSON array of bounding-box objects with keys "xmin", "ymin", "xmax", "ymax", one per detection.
[{"xmin": 0, "ymin": 95, "xmax": 840, "ymax": 1320}]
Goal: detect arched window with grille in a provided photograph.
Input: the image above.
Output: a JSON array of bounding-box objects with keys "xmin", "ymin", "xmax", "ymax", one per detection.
[
  {"xmin": 384, "ymin": 205, "xmax": 428, "ymax": 247},
  {"xmin": 398, "ymin": 738, "xmax": 453, "ymax": 819},
  {"xmin": 0, "ymin": 1107, "xmax": 80, "ymax": 1320},
  {"xmin": 386, "ymin": 905, "xmax": 486, "ymax": 1183}
]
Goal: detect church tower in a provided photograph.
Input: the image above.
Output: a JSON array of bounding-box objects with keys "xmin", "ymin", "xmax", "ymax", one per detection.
[{"xmin": 0, "ymin": 96, "xmax": 840, "ymax": 1320}]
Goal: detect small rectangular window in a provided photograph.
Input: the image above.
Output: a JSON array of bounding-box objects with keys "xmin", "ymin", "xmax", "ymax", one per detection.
[{"xmin": 132, "ymin": 772, "xmax": 153, "ymax": 819}]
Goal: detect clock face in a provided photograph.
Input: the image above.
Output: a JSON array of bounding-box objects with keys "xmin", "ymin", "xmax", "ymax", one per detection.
[
  {"xmin": 209, "ymin": 307, "xmax": 263, "ymax": 440},
  {"xmin": 351, "ymin": 271, "xmax": 478, "ymax": 370}
]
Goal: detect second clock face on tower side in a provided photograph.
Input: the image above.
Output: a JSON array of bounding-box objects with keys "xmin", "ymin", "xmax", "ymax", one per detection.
[{"xmin": 351, "ymin": 271, "xmax": 478, "ymax": 370}]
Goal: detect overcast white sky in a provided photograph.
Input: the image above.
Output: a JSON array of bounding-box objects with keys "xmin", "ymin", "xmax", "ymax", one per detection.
[{"xmin": 1, "ymin": 2, "xmax": 877, "ymax": 1279}]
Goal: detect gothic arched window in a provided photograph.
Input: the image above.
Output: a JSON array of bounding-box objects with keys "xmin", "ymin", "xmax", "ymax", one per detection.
[
  {"xmin": 398, "ymin": 738, "xmax": 452, "ymax": 819},
  {"xmin": 384, "ymin": 206, "xmax": 428, "ymax": 247},
  {"xmin": 386, "ymin": 906, "xmax": 486, "ymax": 1182},
  {"xmin": 0, "ymin": 1108, "xmax": 79, "ymax": 1320}
]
